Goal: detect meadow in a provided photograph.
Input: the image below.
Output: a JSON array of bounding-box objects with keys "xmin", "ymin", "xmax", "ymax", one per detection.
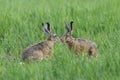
[{"xmin": 0, "ymin": 0, "xmax": 120, "ymax": 80}]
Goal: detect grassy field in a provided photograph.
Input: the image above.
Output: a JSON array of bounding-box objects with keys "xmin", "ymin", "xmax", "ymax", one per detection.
[{"xmin": 0, "ymin": 0, "xmax": 120, "ymax": 80}]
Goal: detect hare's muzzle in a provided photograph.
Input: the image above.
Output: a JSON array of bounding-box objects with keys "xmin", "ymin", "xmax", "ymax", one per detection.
[{"xmin": 56, "ymin": 37, "xmax": 60, "ymax": 42}]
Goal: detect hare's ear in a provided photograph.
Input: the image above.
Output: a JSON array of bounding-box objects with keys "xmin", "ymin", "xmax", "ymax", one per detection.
[
  {"xmin": 64, "ymin": 22, "xmax": 69, "ymax": 32},
  {"xmin": 70, "ymin": 21, "xmax": 73, "ymax": 32},
  {"xmin": 42, "ymin": 23, "xmax": 51, "ymax": 36},
  {"xmin": 46, "ymin": 22, "xmax": 50, "ymax": 32},
  {"xmin": 42, "ymin": 23, "xmax": 44, "ymax": 26}
]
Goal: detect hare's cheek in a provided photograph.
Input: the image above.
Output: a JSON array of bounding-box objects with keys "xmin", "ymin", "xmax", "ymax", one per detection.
[
  {"xmin": 56, "ymin": 38, "xmax": 59, "ymax": 42},
  {"xmin": 66, "ymin": 38, "xmax": 70, "ymax": 41},
  {"xmin": 57, "ymin": 37, "xmax": 60, "ymax": 40}
]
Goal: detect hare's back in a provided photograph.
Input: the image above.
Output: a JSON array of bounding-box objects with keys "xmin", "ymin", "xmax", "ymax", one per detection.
[
  {"xmin": 76, "ymin": 38, "xmax": 97, "ymax": 47},
  {"xmin": 23, "ymin": 41, "xmax": 48, "ymax": 52}
]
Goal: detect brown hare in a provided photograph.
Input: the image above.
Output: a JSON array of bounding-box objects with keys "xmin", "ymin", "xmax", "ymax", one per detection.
[
  {"xmin": 61, "ymin": 21, "xmax": 98, "ymax": 57},
  {"xmin": 21, "ymin": 22, "xmax": 60, "ymax": 61}
]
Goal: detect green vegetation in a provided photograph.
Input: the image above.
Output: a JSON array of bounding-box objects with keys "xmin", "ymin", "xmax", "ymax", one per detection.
[{"xmin": 0, "ymin": 0, "xmax": 120, "ymax": 80}]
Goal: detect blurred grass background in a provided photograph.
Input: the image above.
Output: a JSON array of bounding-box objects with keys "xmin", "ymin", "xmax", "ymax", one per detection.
[{"xmin": 0, "ymin": 0, "xmax": 120, "ymax": 80}]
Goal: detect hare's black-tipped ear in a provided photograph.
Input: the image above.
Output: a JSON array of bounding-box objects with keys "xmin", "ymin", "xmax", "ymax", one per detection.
[
  {"xmin": 42, "ymin": 23, "xmax": 44, "ymax": 26},
  {"xmin": 70, "ymin": 21, "xmax": 73, "ymax": 31},
  {"xmin": 64, "ymin": 22, "xmax": 69, "ymax": 32},
  {"xmin": 46, "ymin": 22, "xmax": 50, "ymax": 32},
  {"xmin": 43, "ymin": 23, "xmax": 51, "ymax": 36}
]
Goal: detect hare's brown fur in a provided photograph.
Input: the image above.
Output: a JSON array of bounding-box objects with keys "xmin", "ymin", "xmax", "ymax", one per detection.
[
  {"xmin": 22, "ymin": 40, "xmax": 53, "ymax": 61},
  {"xmin": 66, "ymin": 38, "xmax": 97, "ymax": 56},
  {"xmin": 21, "ymin": 23, "xmax": 59, "ymax": 61},
  {"xmin": 61, "ymin": 21, "xmax": 98, "ymax": 57}
]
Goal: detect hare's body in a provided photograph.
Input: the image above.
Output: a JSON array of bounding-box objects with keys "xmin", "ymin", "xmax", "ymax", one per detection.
[
  {"xmin": 61, "ymin": 21, "xmax": 98, "ymax": 57},
  {"xmin": 21, "ymin": 22, "xmax": 59, "ymax": 61},
  {"xmin": 22, "ymin": 40, "xmax": 54, "ymax": 61},
  {"xmin": 66, "ymin": 38, "xmax": 98, "ymax": 56}
]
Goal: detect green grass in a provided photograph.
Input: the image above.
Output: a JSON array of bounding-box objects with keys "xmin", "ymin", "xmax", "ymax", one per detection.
[{"xmin": 0, "ymin": 0, "xmax": 120, "ymax": 80}]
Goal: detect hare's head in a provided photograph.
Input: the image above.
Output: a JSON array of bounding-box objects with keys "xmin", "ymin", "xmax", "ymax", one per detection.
[
  {"xmin": 61, "ymin": 21, "xmax": 73, "ymax": 43},
  {"xmin": 42, "ymin": 22, "xmax": 60, "ymax": 42}
]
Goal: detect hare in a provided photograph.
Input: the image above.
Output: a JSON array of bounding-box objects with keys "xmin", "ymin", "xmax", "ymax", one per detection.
[
  {"xmin": 61, "ymin": 21, "xmax": 98, "ymax": 57},
  {"xmin": 21, "ymin": 22, "xmax": 60, "ymax": 61}
]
